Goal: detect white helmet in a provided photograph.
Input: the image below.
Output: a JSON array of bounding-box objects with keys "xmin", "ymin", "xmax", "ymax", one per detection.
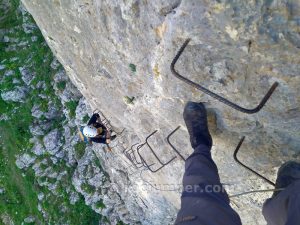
[{"xmin": 83, "ymin": 126, "xmax": 98, "ymax": 137}]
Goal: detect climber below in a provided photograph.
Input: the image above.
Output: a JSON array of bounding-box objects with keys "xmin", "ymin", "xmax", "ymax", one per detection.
[
  {"xmin": 175, "ymin": 101, "xmax": 300, "ymax": 225},
  {"xmin": 82, "ymin": 113, "xmax": 116, "ymax": 144}
]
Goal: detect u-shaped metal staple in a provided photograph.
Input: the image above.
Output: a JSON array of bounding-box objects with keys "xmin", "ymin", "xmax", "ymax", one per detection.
[
  {"xmin": 170, "ymin": 39, "xmax": 279, "ymax": 114},
  {"xmin": 233, "ymin": 137, "xmax": 275, "ymax": 186},
  {"xmin": 93, "ymin": 109, "xmax": 125, "ymax": 135},
  {"xmin": 137, "ymin": 130, "xmax": 177, "ymax": 173},
  {"xmin": 167, "ymin": 126, "xmax": 186, "ymax": 161}
]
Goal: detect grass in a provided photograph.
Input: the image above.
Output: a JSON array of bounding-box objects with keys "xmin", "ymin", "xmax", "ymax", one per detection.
[
  {"xmin": 0, "ymin": 104, "xmax": 42, "ymax": 223},
  {"xmin": 81, "ymin": 183, "xmax": 96, "ymax": 194},
  {"xmin": 123, "ymin": 96, "xmax": 135, "ymax": 105},
  {"xmin": 74, "ymin": 142, "xmax": 86, "ymax": 159},
  {"xmin": 129, "ymin": 63, "xmax": 136, "ymax": 73},
  {"xmin": 65, "ymin": 100, "xmax": 79, "ymax": 118},
  {"xmin": 82, "ymin": 114, "xmax": 90, "ymax": 123},
  {"xmin": 56, "ymin": 81, "xmax": 66, "ymax": 91},
  {"xmin": 117, "ymin": 221, "xmax": 128, "ymax": 225},
  {"xmin": 95, "ymin": 199, "xmax": 106, "ymax": 209},
  {"xmin": 0, "ymin": 1, "xmax": 101, "ymax": 224}
]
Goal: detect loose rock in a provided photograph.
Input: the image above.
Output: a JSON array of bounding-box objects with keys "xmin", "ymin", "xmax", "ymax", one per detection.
[{"xmin": 16, "ymin": 153, "xmax": 36, "ymax": 170}]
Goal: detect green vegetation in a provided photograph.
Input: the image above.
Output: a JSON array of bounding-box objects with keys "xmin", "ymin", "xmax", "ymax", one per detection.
[
  {"xmin": 82, "ymin": 114, "xmax": 90, "ymax": 123},
  {"xmin": 129, "ymin": 63, "xmax": 136, "ymax": 73},
  {"xmin": 65, "ymin": 100, "xmax": 79, "ymax": 118},
  {"xmin": 95, "ymin": 199, "xmax": 106, "ymax": 209},
  {"xmin": 0, "ymin": 1, "xmax": 101, "ymax": 224},
  {"xmin": 81, "ymin": 183, "xmax": 96, "ymax": 194},
  {"xmin": 123, "ymin": 96, "xmax": 135, "ymax": 105},
  {"xmin": 74, "ymin": 142, "xmax": 86, "ymax": 159},
  {"xmin": 56, "ymin": 80, "xmax": 67, "ymax": 91},
  {"xmin": 117, "ymin": 221, "xmax": 128, "ymax": 225}
]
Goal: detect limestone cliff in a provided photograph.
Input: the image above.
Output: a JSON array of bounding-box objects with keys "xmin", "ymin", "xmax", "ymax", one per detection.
[{"xmin": 21, "ymin": 0, "xmax": 300, "ymax": 224}]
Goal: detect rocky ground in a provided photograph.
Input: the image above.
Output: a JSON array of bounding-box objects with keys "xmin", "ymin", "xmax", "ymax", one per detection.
[
  {"xmin": 2, "ymin": 0, "xmax": 300, "ymax": 225},
  {"xmin": 20, "ymin": 0, "xmax": 300, "ymax": 225},
  {"xmin": 0, "ymin": 1, "xmax": 134, "ymax": 224}
]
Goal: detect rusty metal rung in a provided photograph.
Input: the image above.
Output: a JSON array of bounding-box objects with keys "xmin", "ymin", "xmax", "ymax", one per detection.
[
  {"xmin": 233, "ymin": 136, "xmax": 275, "ymax": 186},
  {"xmin": 127, "ymin": 143, "xmax": 146, "ymax": 167},
  {"xmin": 124, "ymin": 150, "xmax": 138, "ymax": 168},
  {"xmin": 170, "ymin": 39, "xmax": 279, "ymax": 114},
  {"xmin": 137, "ymin": 130, "xmax": 177, "ymax": 173},
  {"xmin": 167, "ymin": 126, "xmax": 186, "ymax": 161},
  {"xmin": 123, "ymin": 144, "xmax": 146, "ymax": 168},
  {"xmin": 93, "ymin": 109, "xmax": 125, "ymax": 135}
]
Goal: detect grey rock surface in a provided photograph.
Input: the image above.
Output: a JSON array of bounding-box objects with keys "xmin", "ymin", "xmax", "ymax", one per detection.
[
  {"xmin": 0, "ymin": 188, "xmax": 5, "ymax": 194},
  {"xmin": 0, "ymin": 114, "xmax": 9, "ymax": 121},
  {"xmin": 24, "ymin": 216, "xmax": 35, "ymax": 223},
  {"xmin": 1, "ymin": 86, "xmax": 27, "ymax": 102},
  {"xmin": 51, "ymin": 58, "xmax": 60, "ymax": 70},
  {"xmin": 31, "ymin": 104, "xmax": 44, "ymax": 118},
  {"xmin": 35, "ymin": 81, "xmax": 46, "ymax": 89},
  {"xmin": 4, "ymin": 70, "xmax": 14, "ymax": 77},
  {"xmin": 29, "ymin": 123, "xmax": 44, "ymax": 136},
  {"xmin": 21, "ymin": 0, "xmax": 300, "ymax": 224},
  {"xmin": 75, "ymin": 98, "xmax": 91, "ymax": 126},
  {"xmin": 44, "ymin": 101, "xmax": 59, "ymax": 119},
  {"xmin": 16, "ymin": 153, "xmax": 36, "ymax": 169},
  {"xmin": 69, "ymin": 190, "xmax": 80, "ymax": 205},
  {"xmin": 43, "ymin": 129, "xmax": 62, "ymax": 155},
  {"xmin": 19, "ymin": 66, "xmax": 34, "ymax": 85},
  {"xmin": 12, "ymin": 78, "xmax": 20, "ymax": 84},
  {"xmin": 72, "ymin": 147, "xmax": 141, "ymax": 224},
  {"xmin": 37, "ymin": 192, "xmax": 44, "ymax": 201},
  {"xmin": 31, "ymin": 139, "xmax": 45, "ymax": 155}
]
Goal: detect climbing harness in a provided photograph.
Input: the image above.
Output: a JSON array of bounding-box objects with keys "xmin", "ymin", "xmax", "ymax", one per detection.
[
  {"xmin": 171, "ymin": 39, "xmax": 279, "ymax": 114},
  {"xmin": 92, "ymin": 109, "xmax": 126, "ymax": 151}
]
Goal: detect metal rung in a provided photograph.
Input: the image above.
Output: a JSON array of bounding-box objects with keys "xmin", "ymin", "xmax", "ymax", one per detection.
[
  {"xmin": 128, "ymin": 143, "xmax": 146, "ymax": 167},
  {"xmin": 137, "ymin": 130, "xmax": 177, "ymax": 173},
  {"xmin": 123, "ymin": 143, "xmax": 145, "ymax": 168},
  {"xmin": 171, "ymin": 39, "xmax": 279, "ymax": 114},
  {"xmin": 93, "ymin": 109, "xmax": 125, "ymax": 135},
  {"xmin": 167, "ymin": 126, "xmax": 186, "ymax": 161},
  {"xmin": 234, "ymin": 136, "xmax": 275, "ymax": 186}
]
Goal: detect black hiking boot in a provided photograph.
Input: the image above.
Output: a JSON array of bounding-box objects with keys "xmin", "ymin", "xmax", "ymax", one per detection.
[
  {"xmin": 110, "ymin": 135, "xmax": 117, "ymax": 141},
  {"xmin": 183, "ymin": 101, "xmax": 212, "ymax": 149},
  {"xmin": 273, "ymin": 161, "xmax": 300, "ymax": 197}
]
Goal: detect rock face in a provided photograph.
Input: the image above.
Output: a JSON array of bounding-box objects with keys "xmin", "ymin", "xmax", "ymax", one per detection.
[
  {"xmin": 21, "ymin": 1, "xmax": 300, "ymax": 225},
  {"xmin": 16, "ymin": 153, "xmax": 36, "ymax": 169},
  {"xmin": 1, "ymin": 86, "xmax": 27, "ymax": 102},
  {"xmin": 43, "ymin": 129, "xmax": 62, "ymax": 155}
]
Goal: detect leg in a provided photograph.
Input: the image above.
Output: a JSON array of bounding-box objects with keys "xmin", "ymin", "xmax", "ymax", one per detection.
[
  {"xmin": 175, "ymin": 102, "xmax": 242, "ymax": 225},
  {"xmin": 262, "ymin": 161, "xmax": 300, "ymax": 225},
  {"xmin": 90, "ymin": 136, "xmax": 106, "ymax": 144}
]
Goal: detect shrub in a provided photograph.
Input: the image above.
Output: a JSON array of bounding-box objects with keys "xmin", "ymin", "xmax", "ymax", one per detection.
[
  {"xmin": 65, "ymin": 100, "xmax": 78, "ymax": 118},
  {"xmin": 74, "ymin": 142, "xmax": 86, "ymax": 159},
  {"xmin": 56, "ymin": 81, "xmax": 66, "ymax": 91}
]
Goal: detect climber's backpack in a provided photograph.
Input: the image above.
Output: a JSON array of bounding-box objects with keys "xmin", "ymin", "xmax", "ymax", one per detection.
[{"xmin": 78, "ymin": 127, "xmax": 90, "ymax": 144}]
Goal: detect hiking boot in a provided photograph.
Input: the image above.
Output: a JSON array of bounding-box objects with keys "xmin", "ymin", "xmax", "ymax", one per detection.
[
  {"xmin": 273, "ymin": 161, "xmax": 300, "ymax": 197},
  {"xmin": 110, "ymin": 135, "xmax": 117, "ymax": 141},
  {"xmin": 183, "ymin": 101, "xmax": 212, "ymax": 149}
]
